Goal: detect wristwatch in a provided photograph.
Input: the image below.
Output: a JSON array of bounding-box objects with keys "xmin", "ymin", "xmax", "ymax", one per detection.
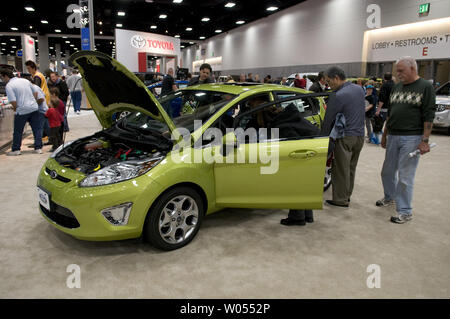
[{"xmin": 422, "ymin": 138, "xmax": 429, "ymax": 143}]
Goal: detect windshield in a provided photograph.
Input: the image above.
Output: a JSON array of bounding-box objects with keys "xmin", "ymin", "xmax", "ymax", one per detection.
[
  {"xmin": 121, "ymin": 90, "xmax": 237, "ymax": 134},
  {"xmin": 436, "ymin": 82, "xmax": 450, "ymax": 96}
]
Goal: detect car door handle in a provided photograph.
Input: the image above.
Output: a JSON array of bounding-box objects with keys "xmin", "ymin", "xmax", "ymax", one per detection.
[{"xmin": 289, "ymin": 150, "xmax": 317, "ymax": 159}]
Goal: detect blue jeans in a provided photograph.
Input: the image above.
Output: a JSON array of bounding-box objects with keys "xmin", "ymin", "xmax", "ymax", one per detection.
[
  {"xmin": 381, "ymin": 135, "xmax": 422, "ymax": 215},
  {"xmin": 12, "ymin": 111, "xmax": 42, "ymax": 151},
  {"xmin": 39, "ymin": 112, "xmax": 50, "ymax": 138},
  {"xmin": 71, "ymin": 91, "xmax": 82, "ymax": 112}
]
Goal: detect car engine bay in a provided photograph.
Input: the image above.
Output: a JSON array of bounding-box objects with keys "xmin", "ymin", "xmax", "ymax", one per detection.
[{"xmin": 54, "ymin": 130, "xmax": 170, "ymax": 175}]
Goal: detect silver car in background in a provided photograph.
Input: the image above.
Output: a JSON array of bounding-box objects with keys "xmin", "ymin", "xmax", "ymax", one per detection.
[{"xmin": 433, "ymin": 81, "xmax": 450, "ymax": 134}]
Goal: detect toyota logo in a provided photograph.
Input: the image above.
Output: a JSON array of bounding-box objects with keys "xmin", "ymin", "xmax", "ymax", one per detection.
[
  {"xmin": 50, "ymin": 170, "xmax": 58, "ymax": 179},
  {"xmin": 131, "ymin": 35, "xmax": 146, "ymax": 49}
]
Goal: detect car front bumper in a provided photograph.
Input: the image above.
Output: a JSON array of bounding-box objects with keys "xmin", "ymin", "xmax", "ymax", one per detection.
[{"xmin": 37, "ymin": 158, "xmax": 164, "ymax": 241}]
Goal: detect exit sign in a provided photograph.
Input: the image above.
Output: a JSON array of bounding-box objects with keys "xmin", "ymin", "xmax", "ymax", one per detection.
[{"xmin": 419, "ymin": 3, "xmax": 430, "ymax": 16}]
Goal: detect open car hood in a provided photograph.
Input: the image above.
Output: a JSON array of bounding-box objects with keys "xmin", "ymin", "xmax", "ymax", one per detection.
[{"xmin": 68, "ymin": 51, "xmax": 176, "ymax": 132}]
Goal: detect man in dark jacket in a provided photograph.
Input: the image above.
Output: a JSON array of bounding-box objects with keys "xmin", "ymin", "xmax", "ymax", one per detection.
[
  {"xmin": 47, "ymin": 72, "xmax": 69, "ymax": 106},
  {"xmin": 375, "ymin": 73, "xmax": 395, "ymax": 122},
  {"xmin": 309, "ymin": 72, "xmax": 327, "ymax": 93},
  {"xmin": 188, "ymin": 63, "xmax": 214, "ymax": 86},
  {"xmin": 242, "ymin": 96, "xmax": 319, "ymax": 226}
]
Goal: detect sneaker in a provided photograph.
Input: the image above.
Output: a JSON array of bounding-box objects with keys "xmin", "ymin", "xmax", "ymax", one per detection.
[
  {"xmin": 390, "ymin": 214, "xmax": 412, "ymax": 224},
  {"xmin": 375, "ymin": 198, "xmax": 394, "ymax": 207},
  {"xmin": 34, "ymin": 149, "xmax": 43, "ymax": 154},
  {"xmin": 7, "ymin": 150, "xmax": 21, "ymax": 156}
]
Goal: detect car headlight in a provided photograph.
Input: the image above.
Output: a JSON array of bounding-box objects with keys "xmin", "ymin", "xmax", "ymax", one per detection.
[
  {"xmin": 50, "ymin": 140, "xmax": 75, "ymax": 158},
  {"xmin": 79, "ymin": 157, "xmax": 164, "ymax": 187}
]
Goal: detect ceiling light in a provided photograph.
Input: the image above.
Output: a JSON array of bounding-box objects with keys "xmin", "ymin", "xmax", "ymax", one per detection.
[
  {"xmin": 151, "ymin": 25, "xmax": 157, "ymax": 29},
  {"xmin": 174, "ymin": 35, "xmax": 180, "ymax": 38},
  {"xmin": 159, "ymin": 14, "xmax": 167, "ymax": 19},
  {"xmin": 10, "ymin": 27, "xmax": 18, "ymax": 31},
  {"xmin": 98, "ymin": 21, "xmax": 103, "ymax": 25},
  {"xmin": 99, "ymin": 31, "xmax": 103, "ymax": 34},
  {"xmin": 266, "ymin": 6, "xmax": 278, "ymax": 11},
  {"xmin": 236, "ymin": 20, "xmax": 245, "ymax": 24},
  {"xmin": 173, "ymin": 0, "xmax": 183, "ymax": 3},
  {"xmin": 186, "ymin": 27, "xmax": 192, "ymax": 31},
  {"xmin": 70, "ymin": 44, "xmax": 74, "ymax": 47},
  {"xmin": 49, "ymin": 46, "xmax": 54, "ymax": 49},
  {"xmin": 116, "ymin": 23, "xmax": 123, "ymax": 27},
  {"xmin": 55, "ymin": 29, "xmax": 61, "ymax": 33},
  {"xmin": 12, "ymin": 46, "xmax": 17, "ymax": 48},
  {"xmin": 29, "ymin": 26, "xmax": 33, "ymax": 29},
  {"xmin": 25, "ymin": 6, "xmax": 35, "ymax": 12},
  {"xmin": 225, "ymin": 2, "xmax": 236, "ymax": 8},
  {"xmin": 117, "ymin": 11, "xmax": 125, "ymax": 16},
  {"xmin": 41, "ymin": 20, "xmax": 48, "ymax": 24},
  {"xmin": 10, "ymin": 39, "xmax": 16, "ymax": 41},
  {"xmin": 199, "ymin": 36, "xmax": 205, "ymax": 40},
  {"xmin": 181, "ymin": 45, "xmax": 185, "ymax": 48},
  {"xmin": 189, "ymin": 41, "xmax": 194, "ymax": 44},
  {"xmin": 201, "ymin": 17, "xmax": 210, "ymax": 22},
  {"xmin": 1, "ymin": 43, "xmax": 6, "ymax": 45},
  {"xmin": 65, "ymin": 41, "xmax": 70, "ymax": 43},
  {"xmin": 215, "ymin": 29, "xmax": 222, "ymax": 33},
  {"xmin": 35, "ymin": 39, "xmax": 38, "ymax": 42}
]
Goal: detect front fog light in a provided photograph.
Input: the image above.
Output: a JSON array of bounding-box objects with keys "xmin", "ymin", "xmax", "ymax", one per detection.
[{"xmin": 101, "ymin": 203, "xmax": 132, "ymax": 226}]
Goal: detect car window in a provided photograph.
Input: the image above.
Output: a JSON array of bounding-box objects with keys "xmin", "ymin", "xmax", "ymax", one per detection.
[
  {"xmin": 275, "ymin": 92, "xmax": 319, "ymax": 117},
  {"xmin": 232, "ymin": 93, "xmax": 321, "ymax": 143},
  {"xmin": 436, "ymin": 82, "xmax": 450, "ymax": 96}
]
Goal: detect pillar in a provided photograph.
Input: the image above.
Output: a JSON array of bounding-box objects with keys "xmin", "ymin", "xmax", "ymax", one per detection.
[{"xmin": 37, "ymin": 35, "xmax": 50, "ymax": 73}]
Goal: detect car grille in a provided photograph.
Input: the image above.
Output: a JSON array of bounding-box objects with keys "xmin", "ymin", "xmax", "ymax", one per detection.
[
  {"xmin": 45, "ymin": 167, "xmax": 71, "ymax": 183},
  {"xmin": 40, "ymin": 201, "xmax": 80, "ymax": 229}
]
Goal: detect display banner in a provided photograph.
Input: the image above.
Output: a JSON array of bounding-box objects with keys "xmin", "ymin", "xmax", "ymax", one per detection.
[
  {"xmin": 81, "ymin": 27, "xmax": 90, "ymax": 50},
  {"xmin": 115, "ymin": 28, "xmax": 180, "ymax": 72},
  {"xmin": 21, "ymin": 34, "xmax": 36, "ymax": 71},
  {"xmin": 364, "ymin": 17, "xmax": 450, "ymax": 62}
]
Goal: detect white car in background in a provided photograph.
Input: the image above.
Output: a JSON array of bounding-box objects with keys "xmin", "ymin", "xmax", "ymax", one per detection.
[
  {"xmin": 286, "ymin": 72, "xmax": 318, "ymax": 90},
  {"xmin": 433, "ymin": 81, "xmax": 450, "ymax": 135}
]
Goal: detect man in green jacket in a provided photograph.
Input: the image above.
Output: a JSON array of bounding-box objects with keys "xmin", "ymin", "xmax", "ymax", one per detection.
[{"xmin": 376, "ymin": 56, "xmax": 435, "ymax": 224}]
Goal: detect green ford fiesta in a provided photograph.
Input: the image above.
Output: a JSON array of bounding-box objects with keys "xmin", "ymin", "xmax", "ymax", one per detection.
[{"xmin": 37, "ymin": 51, "xmax": 329, "ymax": 250}]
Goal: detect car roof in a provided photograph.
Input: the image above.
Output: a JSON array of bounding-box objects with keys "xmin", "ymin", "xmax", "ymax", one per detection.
[{"xmin": 181, "ymin": 82, "xmax": 311, "ymax": 95}]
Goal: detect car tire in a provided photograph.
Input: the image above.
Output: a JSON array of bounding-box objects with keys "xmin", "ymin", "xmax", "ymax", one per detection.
[{"xmin": 144, "ymin": 187, "xmax": 204, "ymax": 251}]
